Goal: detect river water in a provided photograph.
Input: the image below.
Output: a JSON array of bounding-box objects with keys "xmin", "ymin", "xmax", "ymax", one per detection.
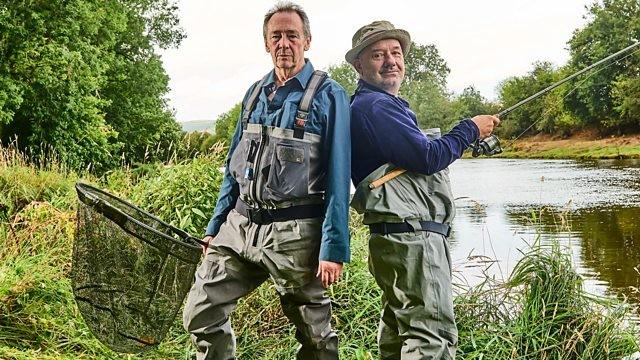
[{"xmin": 448, "ymin": 158, "xmax": 640, "ymax": 306}]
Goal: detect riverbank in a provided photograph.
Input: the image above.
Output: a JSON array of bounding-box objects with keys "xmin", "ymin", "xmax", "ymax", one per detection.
[
  {"xmin": 497, "ymin": 131, "xmax": 640, "ymax": 159},
  {"xmin": 1, "ymin": 154, "xmax": 639, "ymax": 359}
]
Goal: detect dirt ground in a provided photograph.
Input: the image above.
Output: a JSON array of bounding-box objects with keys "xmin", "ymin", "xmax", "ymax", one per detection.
[{"xmin": 507, "ymin": 129, "xmax": 640, "ymax": 154}]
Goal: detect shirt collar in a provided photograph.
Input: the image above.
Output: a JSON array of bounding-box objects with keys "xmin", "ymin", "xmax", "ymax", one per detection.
[{"xmin": 264, "ymin": 59, "xmax": 315, "ymax": 90}]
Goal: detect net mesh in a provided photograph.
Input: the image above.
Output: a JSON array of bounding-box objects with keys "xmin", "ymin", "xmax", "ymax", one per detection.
[{"xmin": 72, "ymin": 183, "xmax": 201, "ymax": 353}]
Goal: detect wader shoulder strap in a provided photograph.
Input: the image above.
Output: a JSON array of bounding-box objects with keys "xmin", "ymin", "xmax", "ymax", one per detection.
[
  {"xmin": 241, "ymin": 75, "xmax": 269, "ymax": 130},
  {"xmin": 294, "ymin": 70, "xmax": 328, "ymax": 139}
]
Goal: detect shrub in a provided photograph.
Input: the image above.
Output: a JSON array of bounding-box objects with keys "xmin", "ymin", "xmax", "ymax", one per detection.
[{"xmin": 130, "ymin": 152, "xmax": 226, "ymax": 237}]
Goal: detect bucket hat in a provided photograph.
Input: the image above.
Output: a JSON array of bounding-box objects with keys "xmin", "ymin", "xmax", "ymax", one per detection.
[{"xmin": 345, "ymin": 20, "xmax": 411, "ymax": 64}]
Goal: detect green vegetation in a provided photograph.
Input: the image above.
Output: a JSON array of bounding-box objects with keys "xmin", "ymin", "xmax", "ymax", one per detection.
[
  {"xmin": 1, "ymin": 0, "xmax": 640, "ymax": 358},
  {"xmin": 1, "ymin": 147, "xmax": 639, "ymax": 359},
  {"xmin": 210, "ymin": 103, "xmax": 242, "ymax": 147},
  {"xmin": 457, "ymin": 240, "xmax": 640, "ymax": 359},
  {"xmin": 0, "ymin": 0, "xmax": 184, "ymax": 173},
  {"xmin": 496, "ymin": 0, "xmax": 640, "ymax": 139},
  {"xmin": 326, "ymin": 0, "xmax": 640, "ymax": 140}
]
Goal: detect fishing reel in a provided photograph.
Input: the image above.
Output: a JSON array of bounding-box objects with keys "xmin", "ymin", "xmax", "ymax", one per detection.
[{"xmin": 471, "ymin": 135, "xmax": 503, "ymax": 157}]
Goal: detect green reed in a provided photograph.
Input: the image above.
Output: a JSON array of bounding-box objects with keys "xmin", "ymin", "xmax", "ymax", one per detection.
[{"xmin": 1, "ymin": 154, "xmax": 638, "ymax": 359}]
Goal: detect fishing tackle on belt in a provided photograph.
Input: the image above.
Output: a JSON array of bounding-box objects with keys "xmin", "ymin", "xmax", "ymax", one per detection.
[{"xmin": 470, "ymin": 41, "xmax": 640, "ymax": 157}]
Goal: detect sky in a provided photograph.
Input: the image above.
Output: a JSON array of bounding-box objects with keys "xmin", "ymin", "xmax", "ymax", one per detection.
[{"xmin": 159, "ymin": 0, "xmax": 595, "ymax": 123}]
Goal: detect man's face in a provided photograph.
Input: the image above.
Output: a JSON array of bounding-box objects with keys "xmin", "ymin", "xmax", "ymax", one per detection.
[
  {"xmin": 265, "ymin": 11, "xmax": 310, "ymax": 73},
  {"xmin": 354, "ymin": 38, "xmax": 405, "ymax": 95}
]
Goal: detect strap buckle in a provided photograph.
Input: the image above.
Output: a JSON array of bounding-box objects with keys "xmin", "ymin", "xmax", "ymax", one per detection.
[
  {"xmin": 294, "ymin": 110, "xmax": 308, "ymax": 139},
  {"xmin": 379, "ymin": 223, "xmax": 389, "ymax": 235},
  {"xmin": 295, "ymin": 110, "xmax": 308, "ymax": 123},
  {"xmin": 247, "ymin": 208, "xmax": 272, "ymax": 225}
]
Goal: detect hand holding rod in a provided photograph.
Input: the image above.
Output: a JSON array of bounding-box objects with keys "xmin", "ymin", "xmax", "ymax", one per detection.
[
  {"xmin": 471, "ymin": 41, "xmax": 640, "ymax": 157},
  {"xmin": 372, "ymin": 41, "xmax": 640, "ymax": 184}
]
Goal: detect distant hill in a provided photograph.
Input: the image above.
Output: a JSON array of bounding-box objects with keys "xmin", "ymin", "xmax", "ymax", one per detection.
[{"xmin": 180, "ymin": 119, "xmax": 215, "ymax": 133}]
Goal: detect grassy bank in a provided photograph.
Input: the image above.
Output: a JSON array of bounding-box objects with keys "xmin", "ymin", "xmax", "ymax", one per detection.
[
  {"xmin": 497, "ymin": 132, "xmax": 640, "ymax": 159},
  {"xmin": 1, "ymin": 152, "xmax": 639, "ymax": 359}
]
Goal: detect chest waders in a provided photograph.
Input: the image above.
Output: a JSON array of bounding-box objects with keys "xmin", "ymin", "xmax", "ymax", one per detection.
[
  {"xmin": 230, "ymin": 70, "xmax": 327, "ymax": 211},
  {"xmin": 182, "ymin": 71, "xmax": 339, "ymax": 360},
  {"xmin": 351, "ymin": 129, "xmax": 458, "ymax": 359}
]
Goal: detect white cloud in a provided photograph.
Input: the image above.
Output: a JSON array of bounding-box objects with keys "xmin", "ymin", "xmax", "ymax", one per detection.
[{"xmin": 160, "ymin": 0, "xmax": 592, "ymax": 122}]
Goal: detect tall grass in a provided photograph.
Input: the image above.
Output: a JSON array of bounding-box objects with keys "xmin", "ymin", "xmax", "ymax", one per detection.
[
  {"xmin": 0, "ymin": 149, "xmax": 638, "ymax": 359},
  {"xmin": 456, "ymin": 239, "xmax": 639, "ymax": 359}
]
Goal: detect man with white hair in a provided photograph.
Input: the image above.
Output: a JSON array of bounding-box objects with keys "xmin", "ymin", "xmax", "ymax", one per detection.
[{"xmin": 183, "ymin": 3, "xmax": 350, "ymax": 359}]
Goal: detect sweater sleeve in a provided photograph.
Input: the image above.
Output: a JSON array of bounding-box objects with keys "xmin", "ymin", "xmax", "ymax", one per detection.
[{"xmin": 359, "ymin": 98, "xmax": 479, "ymax": 175}]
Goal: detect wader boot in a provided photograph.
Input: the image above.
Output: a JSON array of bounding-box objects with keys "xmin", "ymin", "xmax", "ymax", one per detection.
[
  {"xmin": 183, "ymin": 71, "xmax": 339, "ymax": 360},
  {"xmin": 351, "ymin": 130, "xmax": 458, "ymax": 359}
]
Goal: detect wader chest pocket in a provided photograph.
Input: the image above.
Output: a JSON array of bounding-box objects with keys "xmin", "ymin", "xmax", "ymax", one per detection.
[
  {"xmin": 266, "ymin": 143, "xmax": 309, "ymax": 200},
  {"xmin": 277, "ymin": 145, "xmax": 304, "ymax": 163},
  {"xmin": 229, "ymin": 137, "xmax": 254, "ymax": 194}
]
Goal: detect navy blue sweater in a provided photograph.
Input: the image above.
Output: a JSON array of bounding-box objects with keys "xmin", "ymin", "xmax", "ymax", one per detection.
[{"xmin": 350, "ymin": 80, "xmax": 480, "ymax": 186}]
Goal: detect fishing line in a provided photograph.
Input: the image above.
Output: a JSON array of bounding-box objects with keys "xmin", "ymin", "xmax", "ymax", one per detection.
[{"xmin": 502, "ymin": 45, "xmax": 640, "ymax": 149}]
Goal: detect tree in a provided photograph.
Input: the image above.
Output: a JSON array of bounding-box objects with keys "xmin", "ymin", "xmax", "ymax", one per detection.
[
  {"xmin": 402, "ymin": 80, "xmax": 455, "ymax": 131},
  {"xmin": 402, "ymin": 42, "xmax": 450, "ymax": 91},
  {"xmin": 0, "ymin": 0, "xmax": 184, "ymax": 172},
  {"xmin": 0, "ymin": 1, "xmax": 122, "ymax": 172},
  {"xmin": 400, "ymin": 42, "xmax": 453, "ymax": 130},
  {"xmin": 327, "ymin": 62, "xmax": 358, "ymax": 96},
  {"xmin": 211, "ymin": 103, "xmax": 242, "ymax": 146},
  {"xmin": 566, "ymin": 0, "xmax": 640, "ymax": 132},
  {"xmin": 613, "ymin": 76, "xmax": 640, "ymax": 127},
  {"xmin": 450, "ymin": 86, "xmax": 499, "ymax": 121},
  {"xmin": 101, "ymin": 0, "xmax": 184, "ymax": 163},
  {"xmin": 497, "ymin": 62, "xmax": 566, "ymax": 138}
]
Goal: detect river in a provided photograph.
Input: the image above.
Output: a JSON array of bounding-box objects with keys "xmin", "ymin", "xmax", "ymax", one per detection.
[{"xmin": 448, "ymin": 158, "xmax": 640, "ymax": 307}]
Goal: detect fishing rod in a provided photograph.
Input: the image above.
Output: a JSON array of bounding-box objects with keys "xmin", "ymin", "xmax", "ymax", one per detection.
[
  {"xmin": 470, "ymin": 40, "xmax": 640, "ymax": 157},
  {"xmin": 369, "ymin": 41, "xmax": 640, "ymax": 189}
]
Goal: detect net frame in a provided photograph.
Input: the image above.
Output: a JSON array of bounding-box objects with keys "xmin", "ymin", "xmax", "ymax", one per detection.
[{"xmin": 72, "ymin": 182, "xmax": 203, "ymax": 353}]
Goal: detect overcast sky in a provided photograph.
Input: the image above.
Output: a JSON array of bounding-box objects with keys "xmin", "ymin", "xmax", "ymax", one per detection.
[{"xmin": 159, "ymin": 0, "xmax": 594, "ymax": 123}]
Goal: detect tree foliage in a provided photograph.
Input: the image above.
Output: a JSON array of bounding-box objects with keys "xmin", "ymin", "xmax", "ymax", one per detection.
[
  {"xmin": 211, "ymin": 103, "xmax": 242, "ymax": 146},
  {"xmin": 402, "ymin": 42, "xmax": 450, "ymax": 91},
  {"xmin": 399, "ymin": 42, "xmax": 457, "ymax": 130},
  {"xmin": 497, "ymin": 62, "xmax": 568, "ymax": 138},
  {"xmin": 613, "ymin": 76, "xmax": 640, "ymax": 124},
  {"xmin": 327, "ymin": 62, "xmax": 358, "ymax": 96},
  {"xmin": 485, "ymin": 0, "xmax": 640, "ymax": 138},
  {"xmin": 0, "ymin": 0, "xmax": 184, "ymax": 172},
  {"xmin": 402, "ymin": 80, "xmax": 455, "ymax": 130},
  {"xmin": 565, "ymin": 0, "xmax": 640, "ymax": 132},
  {"xmin": 451, "ymin": 86, "xmax": 499, "ymax": 122}
]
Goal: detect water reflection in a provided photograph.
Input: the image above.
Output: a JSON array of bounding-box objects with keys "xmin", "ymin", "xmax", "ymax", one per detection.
[
  {"xmin": 448, "ymin": 159, "xmax": 640, "ymax": 309},
  {"xmin": 568, "ymin": 206, "xmax": 640, "ymax": 302}
]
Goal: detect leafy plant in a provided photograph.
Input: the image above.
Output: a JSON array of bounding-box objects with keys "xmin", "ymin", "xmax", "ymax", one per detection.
[{"xmin": 130, "ymin": 153, "xmax": 226, "ymax": 236}]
